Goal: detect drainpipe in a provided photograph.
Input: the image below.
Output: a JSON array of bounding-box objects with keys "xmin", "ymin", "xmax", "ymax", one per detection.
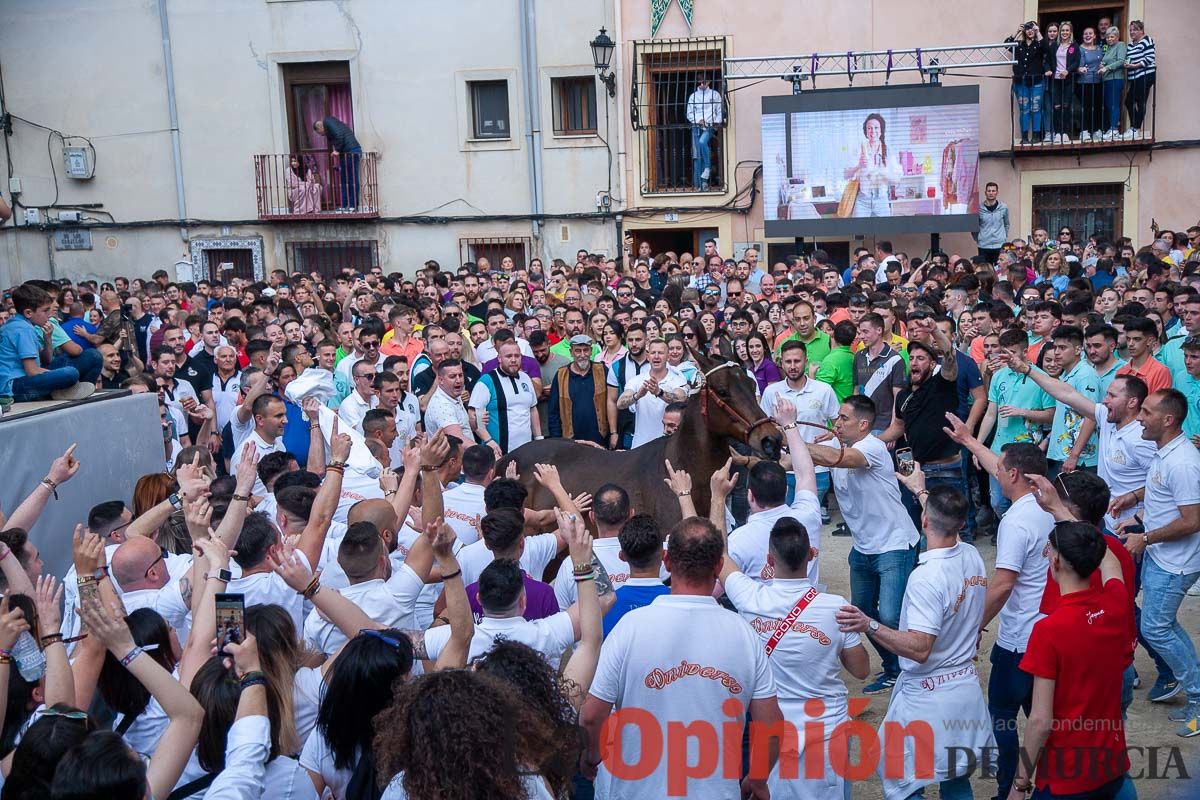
[
  {"xmin": 518, "ymin": 0, "xmax": 544, "ymax": 247},
  {"xmin": 613, "ymin": 0, "xmax": 628, "ymax": 215},
  {"xmin": 157, "ymin": 0, "xmax": 188, "ymax": 242}
]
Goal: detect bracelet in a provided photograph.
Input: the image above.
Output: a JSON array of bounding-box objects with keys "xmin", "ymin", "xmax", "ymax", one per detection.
[
  {"xmin": 40, "ymin": 477, "xmax": 59, "ymax": 500},
  {"xmin": 309, "ymin": 422, "xmax": 320, "ymax": 430},
  {"xmin": 40, "ymin": 633, "xmax": 64, "ymax": 646},
  {"xmin": 231, "ymin": 493, "xmax": 251, "ymax": 503},
  {"xmin": 420, "ymin": 464, "xmax": 439, "ymax": 472},
  {"xmin": 239, "ymin": 676, "xmax": 268, "ymax": 690},
  {"xmin": 384, "ymin": 489, "xmax": 398, "ymax": 497},
  {"xmin": 574, "ymin": 572, "xmax": 596, "ymax": 582},
  {"xmin": 327, "ymin": 460, "xmax": 347, "ymax": 470},
  {"xmin": 917, "ymin": 490, "xmax": 929, "ymax": 499},
  {"xmin": 0, "ymin": 655, "xmax": 11, "ymax": 666},
  {"xmin": 434, "ymin": 615, "xmax": 452, "ymax": 626},
  {"xmin": 782, "ymin": 422, "xmax": 799, "ymax": 431},
  {"xmin": 301, "ymin": 576, "xmax": 321, "ymax": 599},
  {"xmin": 120, "ymin": 646, "xmax": 144, "ymax": 667},
  {"xmin": 238, "ymin": 670, "xmax": 265, "ymax": 686},
  {"xmin": 441, "ymin": 568, "xmax": 462, "ymax": 581},
  {"xmin": 676, "ymin": 490, "xmax": 691, "ymax": 497},
  {"xmin": 76, "ymin": 575, "xmax": 99, "ymax": 586}
]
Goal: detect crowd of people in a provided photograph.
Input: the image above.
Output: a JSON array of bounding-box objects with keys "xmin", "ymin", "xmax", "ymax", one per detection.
[{"xmin": 0, "ymin": 211, "xmax": 1198, "ymax": 800}]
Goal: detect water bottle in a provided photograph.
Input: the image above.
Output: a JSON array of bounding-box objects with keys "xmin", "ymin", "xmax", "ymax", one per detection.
[{"xmin": 12, "ymin": 631, "xmax": 46, "ymax": 683}]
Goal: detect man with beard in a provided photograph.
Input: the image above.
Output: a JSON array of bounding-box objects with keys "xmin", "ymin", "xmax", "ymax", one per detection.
[
  {"xmin": 548, "ymin": 335, "xmax": 610, "ymax": 447},
  {"xmin": 774, "ymin": 299, "xmax": 831, "ymax": 368},
  {"xmin": 470, "ymin": 339, "xmax": 541, "ymax": 455},
  {"xmin": 607, "ymin": 323, "xmax": 650, "ymax": 451}
]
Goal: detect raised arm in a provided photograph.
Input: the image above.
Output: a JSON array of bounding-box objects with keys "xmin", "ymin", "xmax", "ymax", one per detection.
[
  {"xmin": 942, "ymin": 412, "xmax": 1000, "ymax": 477},
  {"xmin": 302, "ymin": 398, "xmax": 327, "ymax": 477},
  {"xmin": 427, "ymin": 520, "xmax": 472, "ymax": 671},
  {"xmin": 1002, "ymin": 351, "xmax": 1096, "ymax": 420},
  {"xmin": 708, "ymin": 458, "xmax": 737, "ymax": 537},
  {"xmin": 33, "ymin": 576, "xmax": 73, "ymax": 708},
  {"xmin": 931, "ymin": 325, "xmax": 958, "ymax": 383},
  {"xmin": 213, "ymin": 443, "xmax": 259, "ymax": 550},
  {"xmin": 180, "ymin": 536, "xmax": 233, "ymax": 688},
  {"xmin": 0, "ymin": 598, "xmax": 29, "ymax": 730},
  {"xmin": 664, "ymin": 460, "xmax": 698, "ymax": 518},
  {"xmin": 297, "ymin": 419, "xmax": 352, "ymax": 569},
  {"xmin": 3, "ymin": 444, "xmax": 81, "ymax": 533},
  {"xmin": 207, "ymin": 635, "xmax": 270, "ymax": 800},
  {"xmin": 773, "ymin": 398, "xmax": 819, "ymax": 495},
  {"xmin": 559, "ymin": 509, "xmax": 602, "ymax": 709}
]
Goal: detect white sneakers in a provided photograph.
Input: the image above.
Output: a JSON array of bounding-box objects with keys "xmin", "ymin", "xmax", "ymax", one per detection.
[{"xmin": 50, "ymin": 382, "xmax": 96, "ymax": 402}]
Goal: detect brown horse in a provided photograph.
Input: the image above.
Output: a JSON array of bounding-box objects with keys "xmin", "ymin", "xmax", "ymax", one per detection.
[{"xmin": 499, "ymin": 350, "xmax": 783, "ymax": 530}]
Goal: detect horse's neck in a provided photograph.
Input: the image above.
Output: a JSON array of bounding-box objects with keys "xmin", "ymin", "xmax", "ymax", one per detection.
[{"xmin": 667, "ymin": 396, "xmax": 726, "ymax": 463}]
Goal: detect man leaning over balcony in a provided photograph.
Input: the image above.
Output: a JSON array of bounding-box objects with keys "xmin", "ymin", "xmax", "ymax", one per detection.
[{"xmin": 313, "ymin": 115, "xmax": 363, "ymax": 212}]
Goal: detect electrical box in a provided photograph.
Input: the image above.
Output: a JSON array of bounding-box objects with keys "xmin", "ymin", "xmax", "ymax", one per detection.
[
  {"xmin": 63, "ymin": 146, "xmax": 93, "ymax": 179},
  {"xmin": 23, "ymin": 208, "xmax": 41, "ymax": 225},
  {"xmin": 7, "ymin": 177, "xmax": 20, "ymax": 194},
  {"xmin": 57, "ymin": 210, "xmax": 82, "ymax": 223}
]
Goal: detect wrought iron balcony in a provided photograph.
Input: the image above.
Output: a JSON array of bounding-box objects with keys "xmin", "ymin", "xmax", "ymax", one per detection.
[{"xmin": 254, "ymin": 152, "xmax": 379, "ymax": 220}]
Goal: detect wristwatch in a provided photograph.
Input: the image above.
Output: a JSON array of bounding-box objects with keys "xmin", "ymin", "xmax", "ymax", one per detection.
[
  {"xmin": 167, "ymin": 492, "xmax": 183, "ymax": 510},
  {"xmin": 868, "ymin": 619, "xmax": 881, "ymax": 634},
  {"xmin": 206, "ymin": 569, "xmax": 232, "ymax": 583}
]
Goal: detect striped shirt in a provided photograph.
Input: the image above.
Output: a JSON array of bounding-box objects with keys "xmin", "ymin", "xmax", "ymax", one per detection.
[{"xmin": 1126, "ymin": 35, "xmax": 1156, "ymax": 79}]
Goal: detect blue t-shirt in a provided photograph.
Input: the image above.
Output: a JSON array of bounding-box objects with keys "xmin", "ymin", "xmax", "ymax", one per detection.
[
  {"xmin": 953, "ymin": 350, "xmax": 984, "ymax": 420},
  {"xmin": 602, "ymin": 582, "xmax": 670, "ymax": 638},
  {"xmin": 0, "ymin": 317, "xmax": 42, "ymax": 397},
  {"xmin": 62, "ymin": 317, "xmax": 97, "ymax": 349}
]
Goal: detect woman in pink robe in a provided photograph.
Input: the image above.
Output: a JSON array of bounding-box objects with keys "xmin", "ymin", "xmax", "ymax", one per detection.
[{"xmin": 287, "ymin": 155, "xmax": 322, "ymax": 214}]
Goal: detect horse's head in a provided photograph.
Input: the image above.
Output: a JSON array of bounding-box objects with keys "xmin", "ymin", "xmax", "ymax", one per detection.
[{"xmin": 689, "ymin": 350, "xmax": 783, "ymax": 460}]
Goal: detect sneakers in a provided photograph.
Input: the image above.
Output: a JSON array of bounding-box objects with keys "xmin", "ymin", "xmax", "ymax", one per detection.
[
  {"xmin": 1187, "ymin": 582, "xmax": 1200, "ymax": 597},
  {"xmin": 1122, "ymin": 129, "xmax": 1135, "ymax": 140},
  {"xmin": 50, "ymin": 382, "xmax": 96, "ymax": 401},
  {"xmin": 831, "ymin": 522, "xmax": 852, "ymax": 537},
  {"xmin": 1168, "ymin": 702, "xmax": 1196, "ymax": 722},
  {"xmin": 1019, "ymin": 136, "xmax": 1030, "ymax": 145},
  {"xmin": 1149, "ymin": 678, "xmax": 1183, "ymax": 703},
  {"xmin": 1178, "ymin": 709, "xmax": 1200, "ymax": 738},
  {"xmin": 1042, "ymin": 133, "xmax": 1053, "ymax": 143},
  {"xmin": 1102, "ymin": 130, "xmax": 1115, "ymax": 142},
  {"xmin": 863, "ymin": 673, "xmax": 897, "ymax": 695},
  {"xmin": 820, "ymin": 507, "xmax": 831, "ymax": 525}
]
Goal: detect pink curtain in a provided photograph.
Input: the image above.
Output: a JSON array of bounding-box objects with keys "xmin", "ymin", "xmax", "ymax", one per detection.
[
  {"xmin": 327, "ymin": 84, "xmax": 353, "ymax": 132},
  {"xmin": 300, "ymin": 87, "xmax": 328, "ymax": 150}
]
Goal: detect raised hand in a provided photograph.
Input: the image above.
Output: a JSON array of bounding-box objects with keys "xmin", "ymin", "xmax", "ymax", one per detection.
[
  {"xmin": 379, "ymin": 468, "xmax": 400, "ymax": 494},
  {"xmin": 234, "ymin": 442, "xmax": 260, "ymax": 493},
  {"xmin": 193, "ymin": 535, "xmax": 231, "ymax": 572},
  {"xmin": 223, "ymin": 631, "xmax": 262, "ymax": 678},
  {"xmin": 556, "ymin": 507, "xmax": 592, "ymax": 566},
  {"xmin": 533, "ymin": 463, "xmax": 563, "ymax": 491},
  {"xmin": 505, "ymin": 460, "xmax": 520, "ymax": 480},
  {"xmin": 48, "ymin": 443, "xmax": 81, "ymax": 485},
  {"xmin": 177, "ymin": 452, "xmax": 211, "ymax": 501},
  {"xmin": 663, "ymin": 459, "xmax": 693, "ymax": 496},
  {"xmin": 710, "ymin": 457, "xmax": 738, "ymax": 499},
  {"xmin": 269, "ymin": 549, "xmax": 316, "ymax": 593},
  {"xmin": 80, "ymin": 597, "xmax": 135, "ymax": 656},
  {"xmin": 942, "ymin": 412, "xmax": 972, "ymax": 445},
  {"xmin": 0, "ymin": 597, "xmax": 28, "ymax": 651},
  {"xmin": 420, "ymin": 429, "xmax": 450, "ymax": 468},
  {"xmin": 423, "ymin": 517, "xmax": 457, "ymax": 562},
  {"xmin": 33, "ymin": 575, "xmax": 63, "ymax": 632},
  {"xmin": 772, "ymin": 397, "xmax": 798, "ymax": 427},
  {"xmin": 302, "ymin": 396, "xmax": 321, "ymax": 422},
  {"xmin": 571, "ymin": 492, "xmax": 594, "ymax": 515},
  {"xmin": 72, "ymin": 524, "xmax": 105, "ymax": 575}
]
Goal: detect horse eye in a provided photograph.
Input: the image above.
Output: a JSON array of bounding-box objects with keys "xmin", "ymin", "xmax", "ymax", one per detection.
[{"xmin": 716, "ymin": 387, "xmax": 730, "ymax": 398}]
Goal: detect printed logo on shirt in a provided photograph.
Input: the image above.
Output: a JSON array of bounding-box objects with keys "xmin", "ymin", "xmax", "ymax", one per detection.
[
  {"xmin": 1086, "ymin": 609, "xmax": 1105, "ymax": 625},
  {"xmin": 1150, "ymin": 469, "xmax": 1166, "ymax": 488},
  {"xmin": 748, "ymin": 617, "xmax": 832, "ymax": 645},
  {"xmin": 445, "ymin": 508, "xmax": 481, "ymax": 529},
  {"xmin": 760, "ymin": 563, "xmax": 775, "ymax": 580},
  {"xmin": 953, "ymin": 575, "xmax": 988, "ymax": 613},
  {"xmin": 644, "ymin": 660, "xmax": 744, "ymax": 694}
]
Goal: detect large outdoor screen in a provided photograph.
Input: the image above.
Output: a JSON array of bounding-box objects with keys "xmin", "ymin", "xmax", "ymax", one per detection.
[{"xmin": 762, "ymin": 85, "xmax": 981, "ymax": 237}]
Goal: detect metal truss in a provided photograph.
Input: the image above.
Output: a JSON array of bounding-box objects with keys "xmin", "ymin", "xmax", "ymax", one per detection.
[{"xmin": 724, "ymin": 43, "xmax": 1016, "ymax": 86}]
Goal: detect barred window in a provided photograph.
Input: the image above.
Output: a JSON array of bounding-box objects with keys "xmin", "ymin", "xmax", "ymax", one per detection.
[
  {"xmin": 459, "ymin": 236, "xmax": 532, "ymax": 271},
  {"xmin": 1032, "ymin": 183, "xmax": 1123, "ymax": 241},
  {"xmin": 286, "ymin": 240, "xmax": 380, "ymax": 280}
]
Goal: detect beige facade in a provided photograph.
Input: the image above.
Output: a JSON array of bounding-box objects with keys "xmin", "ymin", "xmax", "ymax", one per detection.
[
  {"xmin": 0, "ymin": 0, "xmax": 620, "ymax": 284},
  {"xmin": 617, "ymin": 0, "xmax": 1196, "ymax": 263}
]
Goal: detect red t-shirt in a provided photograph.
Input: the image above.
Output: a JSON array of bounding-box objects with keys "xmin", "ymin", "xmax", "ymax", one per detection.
[
  {"xmin": 1021, "ymin": 579, "xmax": 1131, "ymax": 795},
  {"xmin": 1039, "ymin": 533, "xmax": 1136, "ymax": 666}
]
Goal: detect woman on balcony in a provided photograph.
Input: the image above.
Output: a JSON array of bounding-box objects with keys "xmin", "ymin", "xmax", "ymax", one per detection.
[
  {"xmin": 1098, "ymin": 27, "xmax": 1126, "ymax": 142},
  {"xmin": 287, "ymin": 155, "xmax": 322, "ymax": 215},
  {"xmin": 1076, "ymin": 27, "xmax": 1104, "ymax": 143},
  {"xmin": 1047, "ymin": 21, "xmax": 1080, "ymax": 144},
  {"xmin": 1123, "ymin": 20, "xmax": 1156, "ymax": 140},
  {"xmin": 1007, "ymin": 21, "xmax": 1048, "ymax": 145}
]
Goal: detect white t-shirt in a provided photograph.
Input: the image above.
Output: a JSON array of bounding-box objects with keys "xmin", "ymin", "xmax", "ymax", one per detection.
[
  {"xmin": 211, "ymin": 371, "xmax": 242, "ymax": 432},
  {"xmin": 298, "ymin": 729, "xmax": 354, "ymax": 800},
  {"xmin": 441, "ymin": 482, "xmax": 488, "ymax": 545},
  {"xmin": 1145, "ymin": 433, "xmax": 1200, "ymax": 575},
  {"xmin": 728, "ymin": 492, "xmax": 823, "ymax": 586},
  {"xmin": 385, "ymin": 393, "xmax": 422, "ymax": 466},
  {"xmin": 625, "ymin": 368, "xmax": 689, "ymax": 448},
  {"xmin": 831, "ymin": 435, "xmax": 919, "ymax": 555},
  {"xmin": 174, "ymin": 751, "xmax": 316, "ymax": 800},
  {"xmin": 759, "ymin": 378, "xmax": 839, "ymax": 474},
  {"xmin": 303, "ymin": 566, "xmax": 424, "ymax": 654},
  {"xmin": 589, "ymin": 594, "xmax": 777, "ymax": 800},
  {"xmin": 423, "ymin": 387, "xmax": 475, "ymax": 442},
  {"xmin": 724, "ymin": 574, "xmax": 859, "ymax": 715},
  {"xmin": 475, "ymin": 337, "xmax": 533, "ymax": 364},
  {"xmin": 993, "ymin": 493, "xmax": 1054, "ymax": 652},
  {"xmin": 552, "ymin": 535, "xmax": 668, "ymax": 609},
  {"xmin": 898, "ymin": 541, "xmax": 988, "ymax": 675},
  {"xmin": 243, "ymin": 430, "xmax": 286, "ymax": 497},
  {"xmin": 457, "ymin": 533, "xmax": 560, "ymax": 587},
  {"xmin": 423, "ymin": 612, "xmax": 576, "ymax": 664},
  {"xmin": 1094, "ymin": 403, "xmax": 1159, "ymax": 530},
  {"xmin": 333, "ymin": 468, "xmax": 386, "ymax": 525},
  {"xmin": 293, "ymin": 666, "xmax": 323, "ymax": 748},
  {"xmin": 337, "ymin": 391, "xmax": 377, "ymax": 432},
  {"xmin": 227, "ymin": 550, "xmax": 312, "ymax": 633},
  {"xmin": 469, "ymin": 370, "xmax": 538, "ymax": 452}
]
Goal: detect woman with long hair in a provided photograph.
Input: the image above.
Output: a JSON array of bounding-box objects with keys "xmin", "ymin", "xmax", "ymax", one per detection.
[
  {"xmin": 844, "ymin": 112, "xmax": 901, "ymax": 216},
  {"xmin": 287, "ymin": 155, "xmax": 322, "ymax": 215},
  {"xmin": 599, "ymin": 321, "xmax": 627, "ymax": 368},
  {"xmin": 679, "ymin": 318, "xmax": 707, "ymax": 357},
  {"xmin": 133, "ymin": 473, "xmax": 175, "ymax": 518},
  {"xmin": 1076, "ymin": 27, "xmax": 1104, "ymax": 142},
  {"xmin": 745, "ymin": 331, "xmax": 782, "ymax": 393},
  {"xmin": 642, "ymin": 316, "xmax": 662, "ymax": 341},
  {"xmin": 2, "ymin": 703, "xmax": 96, "ymax": 800},
  {"xmin": 587, "ymin": 312, "xmax": 609, "ymax": 346},
  {"xmin": 1008, "ymin": 20, "xmax": 1048, "ymax": 143},
  {"xmin": 1047, "ymin": 21, "xmax": 1080, "ymax": 143},
  {"xmin": 665, "ymin": 334, "xmax": 699, "ymax": 385},
  {"xmin": 1036, "ymin": 250, "xmax": 1069, "ymax": 296}
]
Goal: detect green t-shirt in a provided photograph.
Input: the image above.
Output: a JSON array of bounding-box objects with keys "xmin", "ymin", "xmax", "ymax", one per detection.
[
  {"xmin": 775, "ymin": 329, "xmax": 831, "ymax": 368},
  {"xmin": 34, "ymin": 319, "xmax": 72, "ymax": 352},
  {"xmin": 1158, "ymin": 335, "xmax": 1190, "ymax": 381},
  {"xmin": 1093, "ymin": 358, "xmax": 1125, "ymax": 395},
  {"xmin": 1175, "ymin": 371, "xmax": 1200, "ymax": 440},
  {"xmin": 1047, "ymin": 361, "xmax": 1101, "ymax": 465},
  {"xmin": 814, "ymin": 345, "xmax": 855, "ymax": 402},
  {"xmin": 987, "ymin": 366, "xmax": 1054, "ymax": 453},
  {"xmin": 549, "ymin": 339, "xmax": 600, "ymax": 361}
]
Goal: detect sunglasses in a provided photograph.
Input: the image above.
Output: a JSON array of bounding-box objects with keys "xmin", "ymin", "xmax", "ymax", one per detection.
[
  {"xmin": 617, "ymin": 292, "xmax": 632, "ymax": 298},
  {"xmin": 360, "ymin": 341, "xmax": 380, "ymax": 349},
  {"xmin": 144, "ymin": 551, "xmax": 165, "ymax": 579},
  {"xmin": 360, "ymin": 629, "xmax": 406, "ymax": 649}
]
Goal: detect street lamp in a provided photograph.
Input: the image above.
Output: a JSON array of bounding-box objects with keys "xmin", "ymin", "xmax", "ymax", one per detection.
[{"xmin": 590, "ymin": 27, "xmax": 617, "ymax": 98}]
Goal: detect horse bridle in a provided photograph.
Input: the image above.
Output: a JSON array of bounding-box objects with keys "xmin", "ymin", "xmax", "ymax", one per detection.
[{"xmin": 696, "ymin": 362, "xmax": 846, "ymax": 465}]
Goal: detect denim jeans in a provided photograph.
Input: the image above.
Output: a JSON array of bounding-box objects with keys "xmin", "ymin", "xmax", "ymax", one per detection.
[
  {"xmin": 1013, "ymin": 80, "xmax": 1043, "ymax": 136},
  {"xmin": 848, "ymin": 546, "xmax": 915, "ymax": 679},
  {"xmin": 989, "ymin": 643, "xmax": 1034, "ymax": 799},
  {"xmin": 1138, "ymin": 557, "xmax": 1200, "ymax": 703},
  {"xmin": 853, "ymin": 187, "xmax": 891, "ymax": 217},
  {"xmin": 10, "ymin": 366, "xmax": 80, "ymax": 402},
  {"xmin": 691, "ymin": 126, "xmax": 714, "ymax": 187},
  {"xmin": 1132, "ymin": 557, "xmax": 1176, "ymax": 683},
  {"xmin": 1103, "ymin": 80, "xmax": 1124, "ymax": 131},
  {"xmin": 50, "ymin": 348, "xmax": 102, "ymax": 384},
  {"xmin": 901, "ymin": 458, "xmax": 967, "ymax": 537},
  {"xmin": 785, "ymin": 471, "xmax": 831, "ymax": 509},
  {"xmin": 338, "ymin": 147, "xmax": 363, "ymax": 209}
]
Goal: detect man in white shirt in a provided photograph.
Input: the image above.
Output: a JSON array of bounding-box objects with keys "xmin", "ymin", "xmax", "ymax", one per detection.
[
  {"xmin": 439, "ymin": 444, "xmax": 495, "ymax": 545},
  {"xmin": 334, "ymin": 324, "xmax": 384, "ymax": 385},
  {"xmin": 423, "ymin": 558, "xmax": 578, "ymax": 664},
  {"xmin": 807, "ymin": 394, "xmax": 920, "ymax": 694},
  {"xmin": 469, "ymin": 339, "xmax": 540, "ymax": 455},
  {"xmin": 337, "ymin": 359, "xmax": 378, "ymax": 432},
  {"xmin": 760, "ymin": 340, "xmax": 839, "ymax": 521},
  {"xmin": 728, "ymin": 396, "xmax": 824, "ymax": 585},
  {"xmin": 580, "ymin": 517, "xmax": 783, "ymax": 800},
  {"xmin": 944, "ymin": 415, "xmax": 1054, "ymax": 798},
  {"xmin": 838, "ymin": 480, "xmax": 994, "ymax": 800},
  {"xmin": 375, "ymin": 370, "xmax": 421, "ymax": 460},
  {"xmin": 239, "ymin": 393, "xmax": 289, "ymax": 497},
  {"xmin": 423, "ymin": 359, "xmax": 476, "ymax": 445},
  {"xmin": 210, "ymin": 345, "xmax": 242, "ymax": 433},
  {"xmin": 1006, "ymin": 352, "xmax": 1158, "ymax": 532},
  {"xmin": 721, "ymin": 516, "xmax": 869, "ymax": 799},
  {"xmin": 616, "ymin": 339, "xmax": 688, "ymax": 448},
  {"xmin": 454, "ymin": 505, "xmax": 565, "ymax": 589},
  {"xmin": 303, "ymin": 519, "xmax": 434, "ymax": 654},
  {"xmin": 109, "ymin": 535, "xmax": 192, "ymax": 640},
  {"xmin": 1111, "ymin": 389, "xmax": 1200, "ymax": 734},
  {"xmin": 474, "ymin": 310, "xmax": 535, "ymax": 364},
  {"xmin": 685, "ymin": 77, "xmax": 723, "ymax": 189},
  {"xmin": 553, "ymin": 483, "xmax": 636, "ymax": 609}
]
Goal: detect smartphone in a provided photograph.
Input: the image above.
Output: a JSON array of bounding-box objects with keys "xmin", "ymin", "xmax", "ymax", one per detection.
[
  {"xmin": 215, "ymin": 593, "xmax": 245, "ymax": 656},
  {"xmin": 896, "ymin": 448, "xmax": 914, "ymax": 475}
]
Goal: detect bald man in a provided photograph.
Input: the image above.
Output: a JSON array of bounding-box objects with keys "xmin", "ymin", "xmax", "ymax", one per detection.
[
  {"xmin": 319, "ymin": 497, "xmax": 405, "ymax": 591},
  {"xmin": 112, "ymin": 537, "xmax": 192, "ymax": 639}
]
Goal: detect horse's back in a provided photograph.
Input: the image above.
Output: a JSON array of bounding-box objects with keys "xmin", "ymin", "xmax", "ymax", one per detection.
[{"xmin": 501, "ymin": 439, "xmax": 666, "ymax": 511}]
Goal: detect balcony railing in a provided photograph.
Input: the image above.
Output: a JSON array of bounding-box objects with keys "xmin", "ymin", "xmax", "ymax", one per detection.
[
  {"xmin": 254, "ymin": 152, "xmax": 379, "ymax": 220},
  {"xmin": 1009, "ymin": 73, "xmax": 1154, "ymax": 153}
]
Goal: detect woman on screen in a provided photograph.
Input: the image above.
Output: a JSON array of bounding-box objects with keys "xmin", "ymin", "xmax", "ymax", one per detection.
[{"xmin": 844, "ymin": 113, "xmax": 901, "ymax": 217}]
